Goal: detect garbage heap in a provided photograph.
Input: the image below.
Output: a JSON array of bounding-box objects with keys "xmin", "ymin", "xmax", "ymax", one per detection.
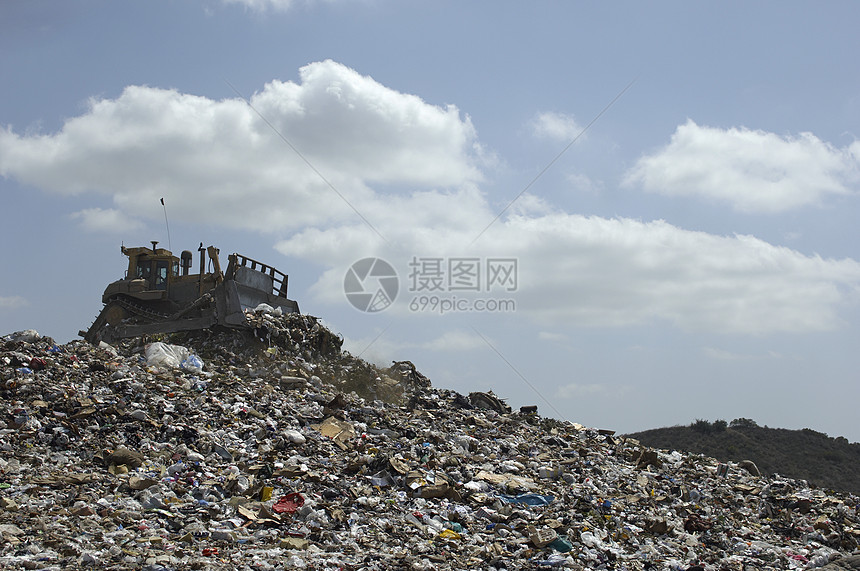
[{"xmin": 1, "ymin": 317, "xmax": 860, "ymax": 571}]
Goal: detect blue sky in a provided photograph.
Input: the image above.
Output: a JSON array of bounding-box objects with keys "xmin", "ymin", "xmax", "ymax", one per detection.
[{"xmin": 3, "ymin": 1, "xmax": 860, "ymax": 440}]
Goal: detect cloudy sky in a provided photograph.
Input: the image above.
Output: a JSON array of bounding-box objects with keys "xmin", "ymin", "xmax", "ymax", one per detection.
[{"xmin": 3, "ymin": 1, "xmax": 860, "ymax": 441}]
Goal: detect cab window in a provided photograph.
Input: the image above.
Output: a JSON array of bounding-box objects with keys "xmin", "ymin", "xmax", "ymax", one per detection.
[
  {"xmin": 136, "ymin": 260, "xmax": 152, "ymax": 280},
  {"xmin": 155, "ymin": 260, "xmax": 169, "ymax": 290}
]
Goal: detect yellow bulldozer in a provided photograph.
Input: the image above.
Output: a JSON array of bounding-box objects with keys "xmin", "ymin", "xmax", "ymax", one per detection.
[{"xmin": 81, "ymin": 241, "xmax": 300, "ymax": 344}]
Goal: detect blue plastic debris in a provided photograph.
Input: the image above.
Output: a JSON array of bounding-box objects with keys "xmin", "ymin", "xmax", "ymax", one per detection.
[
  {"xmin": 549, "ymin": 535, "xmax": 573, "ymax": 552},
  {"xmin": 498, "ymin": 493, "xmax": 555, "ymax": 506},
  {"xmin": 180, "ymin": 354, "xmax": 204, "ymax": 373}
]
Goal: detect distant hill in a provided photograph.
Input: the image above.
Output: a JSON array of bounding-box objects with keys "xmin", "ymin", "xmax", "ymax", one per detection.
[{"xmin": 625, "ymin": 418, "xmax": 860, "ymax": 495}]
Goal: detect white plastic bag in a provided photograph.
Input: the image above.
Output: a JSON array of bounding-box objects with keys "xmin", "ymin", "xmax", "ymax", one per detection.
[
  {"xmin": 254, "ymin": 303, "xmax": 283, "ymax": 316},
  {"xmin": 145, "ymin": 342, "xmax": 189, "ymax": 368}
]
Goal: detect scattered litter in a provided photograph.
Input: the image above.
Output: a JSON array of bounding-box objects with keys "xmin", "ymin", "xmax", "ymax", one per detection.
[{"xmin": 0, "ymin": 321, "xmax": 858, "ymax": 570}]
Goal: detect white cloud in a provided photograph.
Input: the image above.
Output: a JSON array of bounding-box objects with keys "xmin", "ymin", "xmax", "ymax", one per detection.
[
  {"xmin": 70, "ymin": 208, "xmax": 144, "ymax": 233},
  {"xmin": 531, "ymin": 111, "xmax": 582, "ymax": 141},
  {"xmin": 500, "ymin": 214, "xmax": 860, "ymax": 333},
  {"xmin": 286, "ymin": 206, "xmax": 860, "ymax": 334},
  {"xmin": 624, "ymin": 120, "xmax": 859, "ymax": 212},
  {"xmin": 0, "ymin": 60, "xmax": 482, "ymax": 234},
  {"xmin": 0, "ymin": 295, "xmax": 28, "ymax": 309},
  {"xmin": 274, "ymin": 184, "xmax": 494, "ymax": 270},
  {"xmin": 3, "ymin": 63, "xmax": 860, "ymax": 337},
  {"xmin": 507, "ymin": 192, "xmax": 555, "ymax": 217}
]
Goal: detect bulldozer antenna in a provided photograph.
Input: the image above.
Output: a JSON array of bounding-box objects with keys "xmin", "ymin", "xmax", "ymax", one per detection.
[{"xmin": 161, "ymin": 197, "xmax": 172, "ymax": 252}]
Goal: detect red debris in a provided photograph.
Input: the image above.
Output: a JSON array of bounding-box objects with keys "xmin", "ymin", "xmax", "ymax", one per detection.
[{"xmin": 272, "ymin": 492, "xmax": 305, "ymax": 514}]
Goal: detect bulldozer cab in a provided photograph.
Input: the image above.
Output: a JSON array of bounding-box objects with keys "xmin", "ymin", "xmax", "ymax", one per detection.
[{"xmin": 124, "ymin": 242, "xmax": 179, "ymax": 292}]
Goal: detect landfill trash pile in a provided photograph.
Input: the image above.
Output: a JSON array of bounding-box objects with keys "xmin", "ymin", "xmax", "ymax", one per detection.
[{"xmin": 1, "ymin": 315, "xmax": 860, "ymax": 571}]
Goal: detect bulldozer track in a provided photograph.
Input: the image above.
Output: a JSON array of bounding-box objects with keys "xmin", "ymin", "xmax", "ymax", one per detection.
[
  {"xmin": 83, "ymin": 295, "xmax": 172, "ymax": 344},
  {"xmin": 109, "ymin": 295, "xmax": 172, "ymax": 322}
]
